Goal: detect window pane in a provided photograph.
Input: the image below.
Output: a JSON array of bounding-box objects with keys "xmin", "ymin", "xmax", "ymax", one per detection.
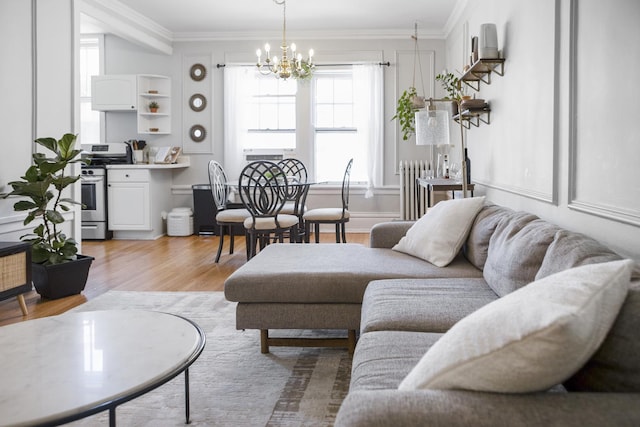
[
  {"xmin": 334, "ymin": 79, "xmax": 353, "ymax": 103},
  {"xmin": 333, "ymin": 105, "xmax": 353, "ymax": 128},
  {"xmin": 246, "ymin": 131, "xmax": 295, "ymax": 149},
  {"xmin": 315, "ymin": 78, "xmax": 334, "ymax": 103},
  {"xmin": 315, "ymin": 105, "xmax": 334, "ymax": 128},
  {"xmin": 315, "ymin": 132, "xmax": 366, "ymax": 182}
]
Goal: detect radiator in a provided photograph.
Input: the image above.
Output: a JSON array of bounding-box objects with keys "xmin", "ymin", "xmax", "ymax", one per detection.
[{"xmin": 399, "ymin": 160, "xmax": 428, "ymax": 220}]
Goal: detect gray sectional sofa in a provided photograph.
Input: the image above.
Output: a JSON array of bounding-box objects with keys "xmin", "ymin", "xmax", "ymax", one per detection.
[
  {"xmin": 225, "ymin": 203, "xmax": 640, "ymax": 426},
  {"xmin": 336, "ymin": 204, "xmax": 640, "ymax": 426}
]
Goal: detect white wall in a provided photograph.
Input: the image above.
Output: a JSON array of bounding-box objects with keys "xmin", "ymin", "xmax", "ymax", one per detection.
[
  {"xmin": 447, "ymin": 0, "xmax": 640, "ymax": 259},
  {"xmin": 0, "ymin": 0, "xmax": 80, "ymax": 243}
]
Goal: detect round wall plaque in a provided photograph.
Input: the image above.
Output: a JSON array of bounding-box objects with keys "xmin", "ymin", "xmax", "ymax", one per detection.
[
  {"xmin": 189, "ymin": 93, "xmax": 207, "ymax": 112},
  {"xmin": 189, "ymin": 64, "xmax": 207, "ymax": 81},
  {"xmin": 189, "ymin": 125, "xmax": 207, "ymax": 142}
]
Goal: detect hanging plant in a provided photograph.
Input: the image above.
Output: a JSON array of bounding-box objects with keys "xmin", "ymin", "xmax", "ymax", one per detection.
[
  {"xmin": 392, "ymin": 87, "xmax": 423, "ymax": 141},
  {"xmin": 392, "ymin": 23, "xmax": 428, "ymax": 141}
]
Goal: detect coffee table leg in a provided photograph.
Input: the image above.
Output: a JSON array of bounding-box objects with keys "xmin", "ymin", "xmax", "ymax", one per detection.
[
  {"xmin": 185, "ymin": 368, "xmax": 191, "ymax": 424},
  {"xmin": 109, "ymin": 407, "xmax": 116, "ymax": 427}
]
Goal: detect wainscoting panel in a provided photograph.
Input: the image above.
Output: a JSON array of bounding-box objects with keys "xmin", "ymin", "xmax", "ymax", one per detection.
[{"xmin": 568, "ymin": 0, "xmax": 640, "ymax": 226}]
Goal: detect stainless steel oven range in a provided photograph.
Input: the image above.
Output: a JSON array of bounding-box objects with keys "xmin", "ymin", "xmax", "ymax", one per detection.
[
  {"xmin": 80, "ymin": 142, "xmax": 133, "ymax": 240},
  {"xmin": 81, "ymin": 166, "xmax": 110, "ymax": 240}
]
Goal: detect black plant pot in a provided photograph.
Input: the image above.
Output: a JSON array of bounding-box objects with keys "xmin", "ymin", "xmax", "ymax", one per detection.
[{"xmin": 31, "ymin": 254, "xmax": 94, "ymax": 299}]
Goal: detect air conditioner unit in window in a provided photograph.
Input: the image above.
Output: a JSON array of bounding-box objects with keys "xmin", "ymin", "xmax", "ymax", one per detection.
[{"xmin": 243, "ymin": 149, "xmax": 294, "ymax": 163}]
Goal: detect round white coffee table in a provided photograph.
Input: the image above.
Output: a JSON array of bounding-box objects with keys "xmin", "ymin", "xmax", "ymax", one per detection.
[{"xmin": 0, "ymin": 310, "xmax": 206, "ymax": 426}]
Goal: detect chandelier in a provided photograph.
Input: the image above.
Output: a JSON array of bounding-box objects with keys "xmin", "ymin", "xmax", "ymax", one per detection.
[{"xmin": 256, "ymin": 0, "xmax": 314, "ymax": 80}]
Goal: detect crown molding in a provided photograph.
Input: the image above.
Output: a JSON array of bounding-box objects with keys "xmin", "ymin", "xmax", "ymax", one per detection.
[
  {"xmin": 172, "ymin": 28, "xmax": 448, "ymax": 43},
  {"xmin": 79, "ymin": 0, "xmax": 173, "ymax": 55}
]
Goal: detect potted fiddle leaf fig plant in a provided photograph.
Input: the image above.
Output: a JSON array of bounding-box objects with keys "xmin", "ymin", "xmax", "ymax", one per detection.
[{"xmin": 0, "ymin": 133, "xmax": 94, "ymax": 299}]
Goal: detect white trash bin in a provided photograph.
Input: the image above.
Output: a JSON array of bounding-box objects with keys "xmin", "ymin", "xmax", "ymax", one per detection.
[{"xmin": 167, "ymin": 207, "xmax": 194, "ymax": 236}]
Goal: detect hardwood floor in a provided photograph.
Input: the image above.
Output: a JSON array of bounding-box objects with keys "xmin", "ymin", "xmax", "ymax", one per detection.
[{"xmin": 0, "ymin": 232, "xmax": 369, "ymax": 327}]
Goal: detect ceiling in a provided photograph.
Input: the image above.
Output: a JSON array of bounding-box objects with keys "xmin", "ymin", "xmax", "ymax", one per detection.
[{"xmin": 81, "ymin": 0, "xmax": 463, "ymax": 40}]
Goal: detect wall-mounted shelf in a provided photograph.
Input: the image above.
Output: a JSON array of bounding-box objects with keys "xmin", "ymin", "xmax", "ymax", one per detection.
[
  {"xmin": 453, "ymin": 108, "xmax": 491, "ymax": 129},
  {"xmin": 460, "ymin": 58, "xmax": 505, "ymax": 92},
  {"xmin": 137, "ymin": 75, "xmax": 171, "ymax": 135}
]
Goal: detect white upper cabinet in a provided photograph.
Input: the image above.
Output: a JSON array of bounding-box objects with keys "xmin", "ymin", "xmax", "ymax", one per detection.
[{"xmin": 91, "ymin": 75, "xmax": 137, "ymax": 111}]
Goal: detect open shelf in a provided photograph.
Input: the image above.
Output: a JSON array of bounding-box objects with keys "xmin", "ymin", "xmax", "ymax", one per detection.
[
  {"xmin": 460, "ymin": 58, "xmax": 505, "ymax": 92},
  {"xmin": 137, "ymin": 75, "xmax": 171, "ymax": 134},
  {"xmin": 453, "ymin": 108, "xmax": 491, "ymax": 129}
]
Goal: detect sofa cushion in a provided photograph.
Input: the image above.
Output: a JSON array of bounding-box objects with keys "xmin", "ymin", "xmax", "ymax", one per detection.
[
  {"xmin": 483, "ymin": 214, "xmax": 558, "ymax": 296},
  {"xmin": 392, "ymin": 196, "xmax": 486, "ymax": 267},
  {"xmin": 565, "ymin": 278, "xmax": 640, "ymax": 392},
  {"xmin": 535, "ymin": 229, "xmax": 622, "ymax": 280},
  {"xmin": 463, "ymin": 204, "xmax": 513, "ymax": 270},
  {"xmin": 225, "ymin": 244, "xmax": 483, "ymax": 304},
  {"xmin": 360, "ymin": 278, "xmax": 498, "ymax": 334},
  {"xmin": 350, "ymin": 330, "xmax": 442, "ymax": 392},
  {"xmin": 398, "ymin": 260, "xmax": 633, "ymax": 393}
]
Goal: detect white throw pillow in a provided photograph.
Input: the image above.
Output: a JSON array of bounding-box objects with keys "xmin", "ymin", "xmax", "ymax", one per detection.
[
  {"xmin": 398, "ymin": 259, "xmax": 634, "ymax": 393},
  {"xmin": 392, "ymin": 196, "xmax": 485, "ymax": 267}
]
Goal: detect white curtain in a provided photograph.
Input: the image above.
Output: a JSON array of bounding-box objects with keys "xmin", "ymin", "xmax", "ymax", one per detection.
[
  {"xmin": 353, "ymin": 64, "xmax": 384, "ymax": 198},
  {"xmin": 223, "ymin": 66, "xmax": 252, "ymax": 182}
]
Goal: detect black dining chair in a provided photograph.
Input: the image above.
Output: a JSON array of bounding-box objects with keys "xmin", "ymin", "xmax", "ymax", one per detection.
[
  {"xmin": 303, "ymin": 158, "xmax": 353, "ymax": 243},
  {"xmin": 208, "ymin": 160, "xmax": 251, "ymax": 263},
  {"xmin": 238, "ymin": 161, "xmax": 300, "ymax": 259},
  {"xmin": 277, "ymin": 158, "xmax": 309, "ymax": 240}
]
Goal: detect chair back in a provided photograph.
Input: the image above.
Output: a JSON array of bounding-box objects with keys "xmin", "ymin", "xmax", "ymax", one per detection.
[
  {"xmin": 238, "ymin": 161, "xmax": 289, "ymax": 227},
  {"xmin": 208, "ymin": 160, "xmax": 229, "ymax": 210},
  {"xmin": 341, "ymin": 159, "xmax": 354, "ymax": 217},
  {"xmin": 277, "ymin": 158, "xmax": 308, "ymax": 184}
]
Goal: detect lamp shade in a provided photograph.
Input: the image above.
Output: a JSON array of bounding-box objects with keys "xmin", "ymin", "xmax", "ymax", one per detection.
[{"xmin": 415, "ymin": 109, "xmax": 450, "ymax": 146}]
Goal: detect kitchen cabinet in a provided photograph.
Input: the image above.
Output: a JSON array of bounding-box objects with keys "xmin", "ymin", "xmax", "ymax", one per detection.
[
  {"xmin": 107, "ymin": 169, "xmax": 151, "ymax": 231},
  {"xmin": 92, "ymin": 74, "xmax": 172, "ymax": 134},
  {"xmin": 91, "ymin": 75, "xmax": 137, "ymax": 111},
  {"xmin": 106, "ymin": 160, "xmax": 189, "ymax": 240}
]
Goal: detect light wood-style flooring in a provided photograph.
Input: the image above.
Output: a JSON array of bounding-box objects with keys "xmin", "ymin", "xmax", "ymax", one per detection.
[{"xmin": 0, "ymin": 233, "xmax": 369, "ymax": 327}]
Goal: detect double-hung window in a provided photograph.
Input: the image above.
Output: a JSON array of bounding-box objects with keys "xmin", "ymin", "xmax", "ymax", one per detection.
[
  {"xmin": 79, "ymin": 35, "xmax": 103, "ymax": 144},
  {"xmin": 313, "ymin": 69, "xmax": 362, "ymax": 182},
  {"xmin": 312, "ymin": 65, "xmax": 383, "ymax": 191}
]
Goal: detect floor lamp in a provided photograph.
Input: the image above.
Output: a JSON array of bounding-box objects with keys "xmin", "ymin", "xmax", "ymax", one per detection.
[{"xmin": 415, "ymin": 98, "xmax": 468, "ymax": 198}]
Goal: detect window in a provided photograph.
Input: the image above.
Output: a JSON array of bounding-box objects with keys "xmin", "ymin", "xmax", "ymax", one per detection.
[
  {"xmin": 313, "ymin": 70, "xmax": 364, "ymax": 183},
  {"xmin": 246, "ymin": 72, "xmax": 297, "ymax": 150},
  {"xmin": 224, "ymin": 64, "xmax": 382, "ymax": 192},
  {"xmin": 79, "ymin": 36, "xmax": 103, "ymax": 144}
]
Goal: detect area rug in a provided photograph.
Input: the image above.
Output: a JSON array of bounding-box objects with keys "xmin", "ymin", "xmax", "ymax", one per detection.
[{"xmin": 66, "ymin": 291, "xmax": 352, "ymax": 426}]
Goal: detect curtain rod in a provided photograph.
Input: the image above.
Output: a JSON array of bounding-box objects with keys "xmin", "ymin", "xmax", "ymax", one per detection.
[{"xmin": 216, "ymin": 61, "xmax": 390, "ymax": 69}]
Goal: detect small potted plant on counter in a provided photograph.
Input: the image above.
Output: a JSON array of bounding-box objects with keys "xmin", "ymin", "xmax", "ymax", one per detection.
[
  {"xmin": 0, "ymin": 133, "xmax": 94, "ymax": 299},
  {"xmin": 149, "ymin": 101, "xmax": 159, "ymax": 113}
]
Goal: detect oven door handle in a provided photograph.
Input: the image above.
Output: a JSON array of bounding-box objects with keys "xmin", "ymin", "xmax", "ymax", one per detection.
[{"xmin": 81, "ymin": 177, "xmax": 104, "ymax": 183}]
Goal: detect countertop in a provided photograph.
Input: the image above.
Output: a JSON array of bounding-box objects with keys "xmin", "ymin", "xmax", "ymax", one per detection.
[{"xmin": 106, "ymin": 156, "xmax": 190, "ymax": 170}]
